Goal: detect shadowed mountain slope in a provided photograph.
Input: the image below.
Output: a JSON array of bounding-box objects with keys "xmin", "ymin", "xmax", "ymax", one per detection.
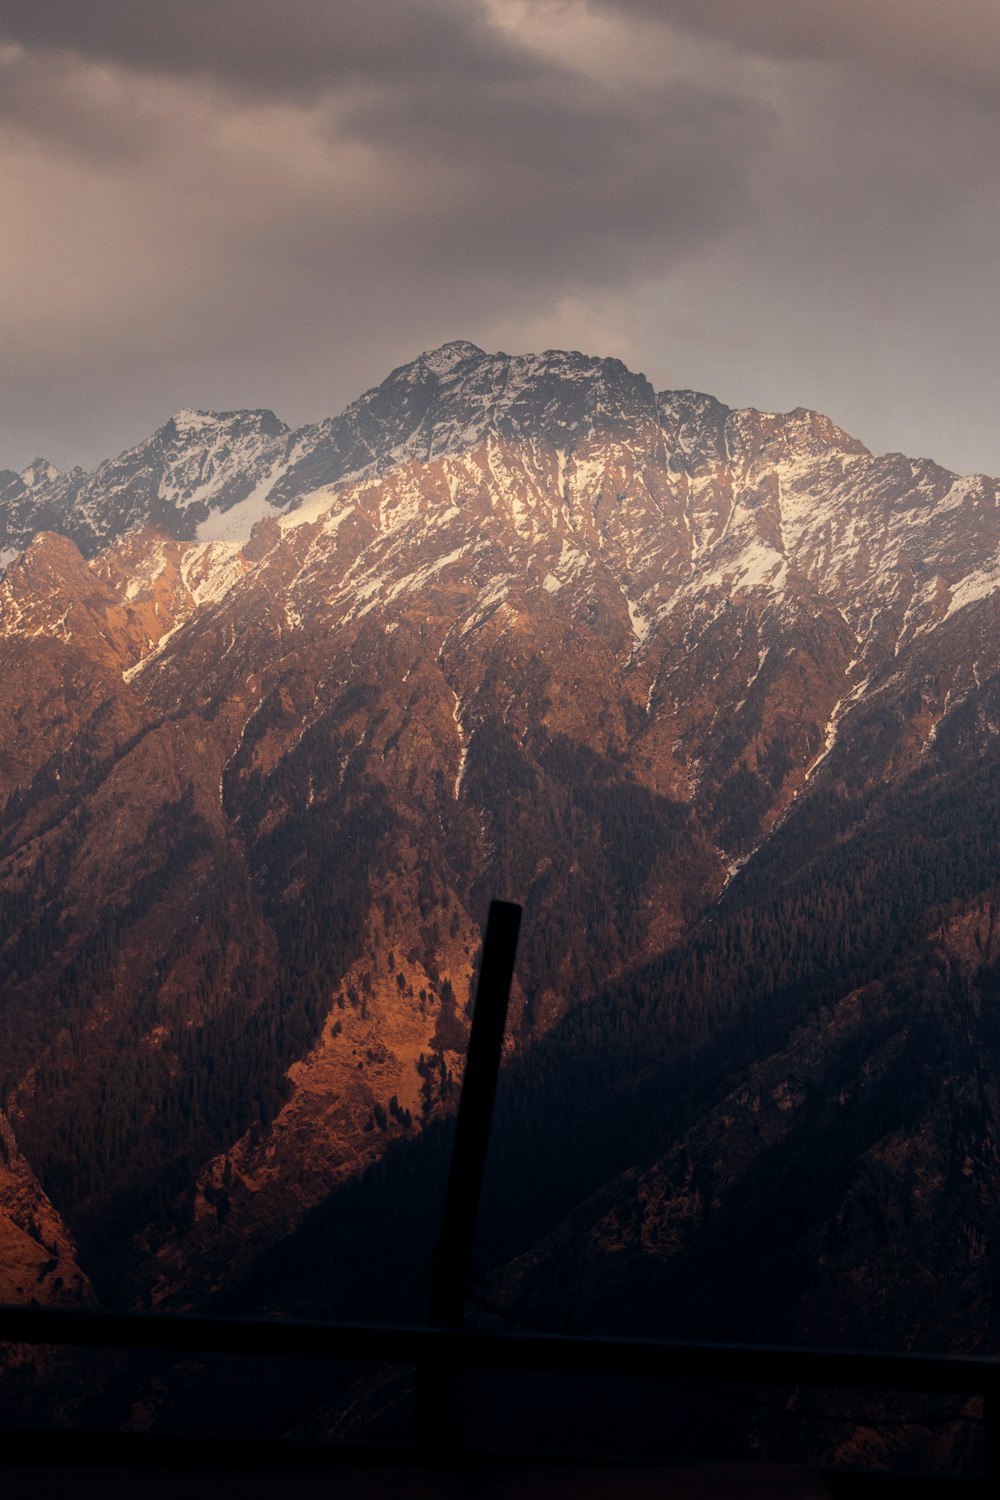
[{"xmin": 2, "ymin": 344, "xmax": 1000, "ymax": 1349}]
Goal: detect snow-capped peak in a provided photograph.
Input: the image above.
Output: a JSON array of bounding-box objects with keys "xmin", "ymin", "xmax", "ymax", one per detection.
[
  {"xmin": 20, "ymin": 458, "xmax": 60, "ymax": 489},
  {"xmin": 415, "ymin": 341, "xmax": 486, "ymax": 377},
  {"xmin": 168, "ymin": 409, "xmax": 229, "ymax": 437},
  {"xmin": 162, "ymin": 408, "xmax": 288, "ymax": 445}
]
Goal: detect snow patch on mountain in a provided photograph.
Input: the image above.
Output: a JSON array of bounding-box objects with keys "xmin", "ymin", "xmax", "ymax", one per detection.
[
  {"xmin": 944, "ymin": 554, "xmax": 1000, "ymax": 621},
  {"xmin": 156, "ymin": 413, "xmax": 288, "ymax": 516},
  {"xmin": 279, "ymin": 489, "xmax": 349, "ymax": 533},
  {"xmin": 20, "ymin": 459, "xmax": 60, "ymax": 489},
  {"xmin": 170, "ymin": 410, "xmax": 221, "ymax": 436},
  {"xmin": 801, "ymin": 666, "xmax": 871, "ymax": 787},
  {"xmin": 933, "ymin": 474, "xmax": 988, "ymax": 513},
  {"xmin": 123, "ymin": 537, "xmax": 174, "ymax": 602},
  {"xmin": 666, "ymin": 535, "xmax": 788, "ymax": 614},
  {"xmin": 122, "ymin": 623, "xmax": 186, "ymax": 680},
  {"xmin": 383, "ymin": 545, "xmax": 471, "ymax": 604},
  {"xmin": 622, "ymin": 587, "xmax": 650, "ymax": 642},
  {"xmin": 451, "ymin": 687, "xmax": 470, "ymax": 799},
  {"xmin": 458, "ymin": 574, "xmax": 511, "ymax": 636},
  {"xmin": 179, "ymin": 541, "xmax": 248, "ymax": 606},
  {"xmin": 413, "ymin": 341, "xmax": 485, "ymax": 379},
  {"xmin": 195, "ymin": 480, "xmax": 284, "ymax": 543}
]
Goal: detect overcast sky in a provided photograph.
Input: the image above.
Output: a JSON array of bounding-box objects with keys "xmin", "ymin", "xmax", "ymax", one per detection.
[{"xmin": 1, "ymin": 0, "xmax": 998, "ymax": 476}]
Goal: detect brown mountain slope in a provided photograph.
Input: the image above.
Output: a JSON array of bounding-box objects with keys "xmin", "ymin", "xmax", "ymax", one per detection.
[{"xmin": 2, "ymin": 345, "xmax": 1000, "ymax": 1314}]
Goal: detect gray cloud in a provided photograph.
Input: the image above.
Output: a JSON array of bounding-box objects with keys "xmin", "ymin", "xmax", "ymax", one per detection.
[
  {"xmin": 0, "ymin": 0, "xmax": 774, "ymax": 469},
  {"xmin": 0, "ymin": 0, "xmax": 997, "ymax": 480},
  {"xmin": 598, "ymin": 0, "xmax": 1000, "ymax": 99},
  {"xmin": 0, "ymin": 0, "xmax": 523, "ymax": 99},
  {"xmin": 342, "ymin": 71, "xmax": 764, "ymax": 284}
]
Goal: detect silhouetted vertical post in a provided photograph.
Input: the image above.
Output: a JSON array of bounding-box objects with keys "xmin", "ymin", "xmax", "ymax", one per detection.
[
  {"xmin": 412, "ymin": 898, "xmax": 521, "ymax": 1446},
  {"xmin": 986, "ymin": 1383, "xmax": 999, "ymax": 1488}
]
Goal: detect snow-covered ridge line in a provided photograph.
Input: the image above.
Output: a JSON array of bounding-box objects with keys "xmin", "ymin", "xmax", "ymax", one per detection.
[
  {"xmin": 7, "ymin": 343, "xmax": 1000, "ymax": 686},
  {"xmin": 15, "ymin": 339, "xmax": 982, "ymax": 564}
]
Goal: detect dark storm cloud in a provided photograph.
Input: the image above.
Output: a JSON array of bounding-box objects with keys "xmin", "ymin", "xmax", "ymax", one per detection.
[
  {"xmin": 340, "ymin": 69, "xmax": 762, "ymax": 285},
  {"xmin": 0, "ymin": 0, "xmax": 765, "ymax": 264},
  {"xmin": 1, "ymin": 0, "xmax": 996, "ymax": 479},
  {"xmin": 0, "ymin": 0, "xmax": 523, "ymax": 99},
  {"xmin": 0, "ymin": 0, "xmax": 777, "ymax": 469}
]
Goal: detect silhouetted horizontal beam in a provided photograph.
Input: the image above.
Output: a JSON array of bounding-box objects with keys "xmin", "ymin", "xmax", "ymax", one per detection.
[{"xmin": 1, "ymin": 1304, "xmax": 998, "ymax": 1397}]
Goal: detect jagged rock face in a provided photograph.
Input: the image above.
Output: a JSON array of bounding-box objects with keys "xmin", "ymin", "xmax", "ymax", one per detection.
[
  {"xmin": 3, "ymin": 343, "xmax": 1000, "ymax": 1317},
  {"xmin": 0, "ymin": 1111, "xmax": 91, "ymax": 1305}
]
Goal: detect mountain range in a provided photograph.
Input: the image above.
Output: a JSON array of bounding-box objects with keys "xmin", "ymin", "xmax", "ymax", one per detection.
[{"xmin": 2, "ymin": 340, "xmax": 1000, "ymax": 1463}]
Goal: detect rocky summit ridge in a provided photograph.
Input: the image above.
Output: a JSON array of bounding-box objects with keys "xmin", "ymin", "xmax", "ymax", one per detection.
[
  {"xmin": 4, "ymin": 342, "xmax": 1000, "ymax": 848},
  {"xmin": 1, "ymin": 340, "xmax": 974, "ymax": 554},
  {"xmin": 3, "ymin": 341, "xmax": 1000, "ymax": 1436}
]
